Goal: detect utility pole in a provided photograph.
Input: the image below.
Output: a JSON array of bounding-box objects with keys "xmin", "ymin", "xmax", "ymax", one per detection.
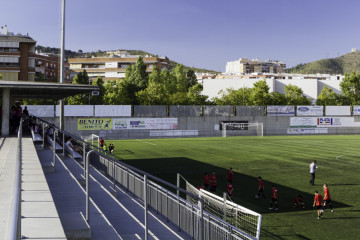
[{"xmin": 59, "ymin": 0, "xmax": 66, "ymax": 130}]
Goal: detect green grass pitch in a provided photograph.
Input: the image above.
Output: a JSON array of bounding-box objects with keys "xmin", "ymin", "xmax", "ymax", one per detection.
[{"xmin": 109, "ymin": 135, "xmax": 360, "ymax": 239}]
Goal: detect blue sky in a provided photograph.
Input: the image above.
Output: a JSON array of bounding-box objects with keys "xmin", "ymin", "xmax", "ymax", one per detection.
[{"xmin": 1, "ymin": 0, "xmax": 359, "ymax": 71}]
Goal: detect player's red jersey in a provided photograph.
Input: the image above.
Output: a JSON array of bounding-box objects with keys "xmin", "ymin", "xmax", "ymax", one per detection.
[
  {"xmin": 227, "ymin": 170, "xmax": 233, "ymax": 180},
  {"xmin": 272, "ymin": 187, "xmax": 278, "ymax": 199},
  {"xmin": 258, "ymin": 179, "xmax": 264, "ymax": 190},
  {"xmin": 227, "ymin": 183, "xmax": 233, "ymax": 194},
  {"xmin": 210, "ymin": 174, "xmax": 216, "ymax": 186},
  {"xmin": 314, "ymin": 194, "xmax": 323, "ymax": 206},
  {"xmin": 294, "ymin": 197, "xmax": 301, "ymax": 203},
  {"xmin": 324, "ymin": 187, "xmax": 331, "ymax": 200},
  {"xmin": 203, "ymin": 175, "xmax": 209, "ymax": 185}
]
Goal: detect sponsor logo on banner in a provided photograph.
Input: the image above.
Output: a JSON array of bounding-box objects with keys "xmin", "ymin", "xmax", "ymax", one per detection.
[
  {"xmin": 296, "ymin": 106, "xmax": 323, "ymax": 116},
  {"xmin": 78, "ymin": 118, "xmax": 112, "ymax": 130},
  {"xmin": 113, "ymin": 118, "xmax": 178, "ymax": 130},
  {"xmin": 267, "ymin": 106, "xmax": 295, "ymax": 116},
  {"xmin": 317, "ymin": 118, "xmax": 333, "ymax": 126},
  {"xmin": 353, "ymin": 106, "xmax": 360, "ymax": 116}
]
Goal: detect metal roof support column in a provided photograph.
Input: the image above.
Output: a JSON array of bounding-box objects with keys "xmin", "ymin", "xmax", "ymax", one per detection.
[{"xmin": 1, "ymin": 88, "xmax": 10, "ymax": 136}]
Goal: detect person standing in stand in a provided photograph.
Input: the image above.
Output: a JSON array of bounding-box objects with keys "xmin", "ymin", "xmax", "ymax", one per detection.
[
  {"xmin": 203, "ymin": 172, "xmax": 209, "ymax": 190},
  {"xmin": 209, "ymin": 170, "xmax": 217, "ymax": 193},
  {"xmin": 226, "ymin": 167, "xmax": 233, "ymax": 183}
]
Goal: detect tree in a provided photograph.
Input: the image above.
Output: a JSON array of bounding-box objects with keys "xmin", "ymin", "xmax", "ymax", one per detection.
[
  {"xmin": 250, "ymin": 79, "xmax": 270, "ymax": 105},
  {"xmin": 213, "ymin": 88, "xmax": 251, "ymax": 105},
  {"xmin": 186, "ymin": 83, "xmax": 208, "ymax": 105},
  {"xmin": 268, "ymin": 92, "xmax": 287, "ymax": 105},
  {"xmin": 173, "ymin": 64, "xmax": 188, "ymax": 93},
  {"xmin": 284, "ymin": 84, "xmax": 312, "ymax": 105},
  {"xmin": 123, "ymin": 57, "xmax": 148, "ymax": 104},
  {"xmin": 67, "ymin": 70, "xmax": 90, "ymax": 105},
  {"xmin": 316, "ymin": 86, "xmax": 339, "ymax": 106},
  {"xmin": 339, "ymin": 72, "xmax": 360, "ymax": 105},
  {"xmin": 103, "ymin": 80, "xmax": 132, "ymax": 105},
  {"xmin": 90, "ymin": 76, "xmax": 105, "ymax": 105},
  {"xmin": 186, "ymin": 69, "xmax": 197, "ymax": 88},
  {"xmin": 35, "ymin": 72, "xmax": 46, "ymax": 82}
]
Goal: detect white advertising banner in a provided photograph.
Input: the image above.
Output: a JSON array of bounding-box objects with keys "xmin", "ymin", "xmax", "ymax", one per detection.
[
  {"xmin": 267, "ymin": 106, "xmax": 295, "ymax": 116},
  {"xmin": 287, "ymin": 128, "xmax": 328, "ymax": 135},
  {"xmin": 113, "ymin": 118, "xmax": 178, "ymax": 130},
  {"xmin": 325, "ymin": 106, "xmax": 351, "ymax": 116},
  {"xmin": 296, "ymin": 106, "xmax": 323, "ymax": 116},
  {"xmin": 290, "ymin": 117, "xmax": 318, "ymax": 128},
  {"xmin": 353, "ymin": 106, "xmax": 360, "ymax": 116},
  {"xmin": 95, "ymin": 105, "xmax": 131, "ymax": 117},
  {"xmin": 22, "ymin": 105, "xmax": 54, "ymax": 117},
  {"xmin": 291, "ymin": 117, "xmax": 360, "ymax": 128},
  {"xmin": 56, "ymin": 105, "xmax": 94, "ymax": 117}
]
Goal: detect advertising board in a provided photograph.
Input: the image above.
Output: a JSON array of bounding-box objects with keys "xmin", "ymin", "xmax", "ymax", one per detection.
[
  {"xmin": 77, "ymin": 118, "xmax": 112, "ymax": 130},
  {"xmin": 296, "ymin": 106, "xmax": 323, "ymax": 116},
  {"xmin": 113, "ymin": 118, "xmax": 178, "ymax": 130},
  {"xmin": 267, "ymin": 106, "xmax": 295, "ymax": 116}
]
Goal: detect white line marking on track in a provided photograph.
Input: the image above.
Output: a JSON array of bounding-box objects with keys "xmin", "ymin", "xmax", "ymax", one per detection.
[
  {"xmin": 136, "ymin": 139, "xmax": 157, "ymax": 146},
  {"xmin": 336, "ymin": 155, "xmax": 344, "ymax": 160}
]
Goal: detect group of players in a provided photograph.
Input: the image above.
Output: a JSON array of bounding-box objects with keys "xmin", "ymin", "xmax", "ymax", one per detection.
[{"xmin": 202, "ymin": 161, "xmax": 334, "ymax": 219}]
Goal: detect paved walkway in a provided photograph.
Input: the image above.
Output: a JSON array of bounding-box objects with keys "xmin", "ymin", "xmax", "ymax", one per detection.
[{"xmin": 38, "ymin": 145, "xmax": 192, "ymax": 240}]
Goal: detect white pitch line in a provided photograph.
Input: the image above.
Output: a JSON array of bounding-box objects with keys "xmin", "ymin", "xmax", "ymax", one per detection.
[
  {"xmin": 336, "ymin": 155, "xmax": 344, "ymax": 160},
  {"xmin": 136, "ymin": 139, "xmax": 157, "ymax": 146}
]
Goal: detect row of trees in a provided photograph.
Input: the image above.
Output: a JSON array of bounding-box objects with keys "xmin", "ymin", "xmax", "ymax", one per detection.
[
  {"xmin": 68, "ymin": 57, "xmax": 207, "ymax": 105},
  {"xmin": 20, "ymin": 56, "xmax": 360, "ymax": 106}
]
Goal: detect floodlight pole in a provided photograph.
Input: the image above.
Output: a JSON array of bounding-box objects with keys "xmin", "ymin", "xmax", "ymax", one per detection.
[{"xmin": 59, "ymin": 0, "xmax": 66, "ymax": 130}]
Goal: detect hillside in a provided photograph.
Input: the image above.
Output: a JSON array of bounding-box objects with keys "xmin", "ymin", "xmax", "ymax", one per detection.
[
  {"xmin": 286, "ymin": 51, "xmax": 360, "ymax": 74},
  {"xmin": 35, "ymin": 46, "xmax": 219, "ymax": 73}
]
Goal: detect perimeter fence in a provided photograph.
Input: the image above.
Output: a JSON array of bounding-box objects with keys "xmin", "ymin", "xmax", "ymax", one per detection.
[{"xmin": 32, "ymin": 116, "xmax": 260, "ymax": 240}]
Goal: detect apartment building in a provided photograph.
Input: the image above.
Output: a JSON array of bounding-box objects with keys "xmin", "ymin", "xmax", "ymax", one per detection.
[
  {"xmin": 35, "ymin": 53, "xmax": 60, "ymax": 82},
  {"xmin": 0, "ymin": 33, "xmax": 36, "ymax": 81},
  {"xmin": 226, "ymin": 58, "xmax": 286, "ymax": 75},
  {"xmin": 68, "ymin": 51, "xmax": 169, "ymax": 81}
]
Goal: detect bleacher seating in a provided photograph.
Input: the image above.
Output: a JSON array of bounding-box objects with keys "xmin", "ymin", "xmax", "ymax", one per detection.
[
  {"xmin": 47, "ymin": 135, "xmax": 63, "ymax": 152},
  {"xmin": 64, "ymin": 143, "xmax": 82, "ymax": 160},
  {"xmin": 31, "ymin": 128, "xmax": 43, "ymax": 142}
]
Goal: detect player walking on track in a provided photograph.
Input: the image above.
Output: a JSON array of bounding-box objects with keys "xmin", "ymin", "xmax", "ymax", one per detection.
[
  {"xmin": 309, "ymin": 160, "xmax": 317, "ymax": 185},
  {"xmin": 322, "ymin": 184, "xmax": 334, "ymax": 212},
  {"xmin": 313, "ymin": 191, "xmax": 323, "ymax": 219},
  {"xmin": 209, "ymin": 171, "xmax": 217, "ymax": 193},
  {"xmin": 203, "ymin": 172, "xmax": 209, "ymax": 190},
  {"xmin": 256, "ymin": 176, "xmax": 266, "ymax": 199},
  {"xmin": 269, "ymin": 185, "xmax": 279, "ymax": 211},
  {"xmin": 226, "ymin": 167, "xmax": 233, "ymax": 183}
]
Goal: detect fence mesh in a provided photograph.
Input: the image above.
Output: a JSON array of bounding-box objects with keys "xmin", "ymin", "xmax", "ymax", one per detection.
[
  {"xmin": 133, "ymin": 105, "xmax": 167, "ymax": 117},
  {"xmin": 203, "ymin": 106, "xmax": 234, "ymax": 116},
  {"xmin": 236, "ymin": 106, "xmax": 265, "ymax": 116},
  {"xmin": 169, "ymin": 105, "xmax": 202, "ymax": 117}
]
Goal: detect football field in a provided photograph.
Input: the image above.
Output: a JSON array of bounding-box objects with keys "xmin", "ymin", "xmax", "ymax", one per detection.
[{"xmin": 110, "ymin": 135, "xmax": 360, "ymax": 239}]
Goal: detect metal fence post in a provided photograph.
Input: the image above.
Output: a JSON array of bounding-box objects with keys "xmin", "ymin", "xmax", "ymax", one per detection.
[
  {"xmin": 62, "ymin": 133, "xmax": 65, "ymax": 157},
  {"xmin": 53, "ymin": 130, "xmax": 56, "ymax": 169},
  {"xmin": 223, "ymin": 192, "xmax": 227, "ymax": 221},
  {"xmin": 176, "ymin": 173, "xmax": 180, "ymax": 196},
  {"xmin": 200, "ymin": 199, "xmax": 204, "ymax": 240},
  {"xmin": 113, "ymin": 156, "xmax": 116, "ymax": 190},
  {"xmin": 144, "ymin": 175, "xmax": 148, "ymax": 240},
  {"xmin": 42, "ymin": 123, "xmax": 45, "ymax": 148},
  {"xmin": 86, "ymin": 150, "xmax": 94, "ymax": 223},
  {"xmin": 83, "ymin": 142, "xmax": 86, "ymax": 177}
]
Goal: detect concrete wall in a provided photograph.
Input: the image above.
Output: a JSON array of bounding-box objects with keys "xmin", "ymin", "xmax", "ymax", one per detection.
[{"xmin": 40, "ymin": 115, "xmax": 360, "ymax": 140}]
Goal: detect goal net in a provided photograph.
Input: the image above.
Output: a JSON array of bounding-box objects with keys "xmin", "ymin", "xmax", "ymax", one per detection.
[
  {"xmin": 91, "ymin": 134, "xmax": 100, "ymax": 150},
  {"xmin": 221, "ymin": 122, "xmax": 263, "ymax": 137},
  {"xmin": 181, "ymin": 175, "xmax": 262, "ymax": 240}
]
